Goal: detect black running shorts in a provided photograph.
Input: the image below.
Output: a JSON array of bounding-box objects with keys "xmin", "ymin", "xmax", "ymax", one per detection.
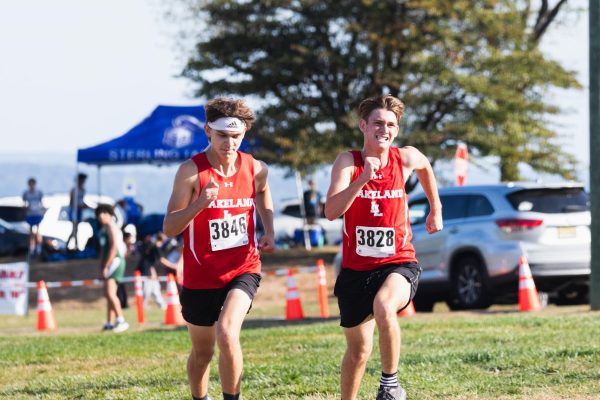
[
  {"xmin": 180, "ymin": 273, "xmax": 261, "ymax": 326},
  {"xmin": 334, "ymin": 262, "xmax": 421, "ymax": 328}
]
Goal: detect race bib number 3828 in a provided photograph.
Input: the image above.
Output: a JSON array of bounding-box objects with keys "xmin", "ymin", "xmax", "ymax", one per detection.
[
  {"xmin": 209, "ymin": 213, "xmax": 249, "ymax": 251},
  {"xmin": 355, "ymin": 226, "xmax": 395, "ymax": 258}
]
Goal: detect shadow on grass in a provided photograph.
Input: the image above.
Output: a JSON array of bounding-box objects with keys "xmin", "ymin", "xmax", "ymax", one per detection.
[
  {"xmin": 141, "ymin": 316, "xmax": 340, "ymax": 333},
  {"xmin": 243, "ymin": 316, "xmax": 340, "ymax": 329}
]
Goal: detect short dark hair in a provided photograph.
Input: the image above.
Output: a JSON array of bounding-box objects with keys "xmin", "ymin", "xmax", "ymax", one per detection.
[
  {"xmin": 205, "ymin": 97, "xmax": 256, "ymax": 130},
  {"xmin": 95, "ymin": 203, "xmax": 115, "ymax": 218},
  {"xmin": 77, "ymin": 173, "xmax": 87, "ymax": 182},
  {"xmin": 28, "ymin": 178, "xmax": 36, "ymax": 185},
  {"xmin": 358, "ymin": 95, "xmax": 405, "ymax": 122}
]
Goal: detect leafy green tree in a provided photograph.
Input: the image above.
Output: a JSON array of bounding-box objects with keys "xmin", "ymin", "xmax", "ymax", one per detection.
[{"xmin": 177, "ymin": 0, "xmax": 580, "ymax": 181}]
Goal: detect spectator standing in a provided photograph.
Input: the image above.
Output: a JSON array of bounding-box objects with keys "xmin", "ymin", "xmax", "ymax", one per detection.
[
  {"xmin": 96, "ymin": 204, "xmax": 129, "ymax": 333},
  {"xmin": 136, "ymin": 235, "xmax": 166, "ymax": 309},
  {"xmin": 156, "ymin": 233, "xmax": 184, "ymax": 289},
  {"xmin": 22, "ymin": 178, "xmax": 45, "ymax": 257},
  {"xmin": 303, "ymin": 179, "xmax": 323, "ymax": 225},
  {"xmin": 67, "ymin": 173, "xmax": 90, "ymax": 250}
]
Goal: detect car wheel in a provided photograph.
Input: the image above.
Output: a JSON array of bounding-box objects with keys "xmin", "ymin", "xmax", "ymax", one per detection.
[
  {"xmin": 555, "ymin": 286, "xmax": 589, "ymax": 305},
  {"xmin": 447, "ymin": 255, "xmax": 491, "ymax": 310}
]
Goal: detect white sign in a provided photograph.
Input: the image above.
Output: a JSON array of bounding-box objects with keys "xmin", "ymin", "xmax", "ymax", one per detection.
[{"xmin": 0, "ymin": 262, "xmax": 29, "ymax": 316}]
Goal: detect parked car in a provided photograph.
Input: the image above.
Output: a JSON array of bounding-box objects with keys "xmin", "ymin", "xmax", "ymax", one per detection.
[
  {"xmin": 335, "ymin": 182, "xmax": 591, "ymax": 310},
  {"xmin": 0, "ymin": 217, "xmax": 66, "ymax": 257},
  {"xmin": 0, "ymin": 193, "xmax": 126, "ymax": 251},
  {"xmin": 273, "ymin": 198, "xmax": 343, "ymax": 246}
]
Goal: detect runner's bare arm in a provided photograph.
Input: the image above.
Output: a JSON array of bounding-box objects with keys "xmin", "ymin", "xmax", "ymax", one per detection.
[
  {"xmin": 254, "ymin": 159, "xmax": 275, "ymax": 253},
  {"xmin": 163, "ymin": 159, "xmax": 218, "ymax": 237},
  {"xmin": 401, "ymin": 146, "xmax": 443, "ymax": 234},
  {"xmin": 325, "ymin": 152, "xmax": 370, "ymax": 220}
]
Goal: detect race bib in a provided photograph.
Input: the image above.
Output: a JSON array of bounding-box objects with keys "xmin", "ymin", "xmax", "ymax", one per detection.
[
  {"xmin": 355, "ymin": 226, "xmax": 395, "ymax": 258},
  {"xmin": 209, "ymin": 213, "xmax": 249, "ymax": 251}
]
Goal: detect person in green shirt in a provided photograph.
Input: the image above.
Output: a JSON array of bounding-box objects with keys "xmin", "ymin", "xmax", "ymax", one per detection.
[{"xmin": 95, "ymin": 203, "xmax": 129, "ymax": 333}]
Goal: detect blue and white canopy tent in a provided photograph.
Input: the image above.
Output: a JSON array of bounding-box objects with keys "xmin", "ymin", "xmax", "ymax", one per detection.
[
  {"xmin": 78, "ymin": 104, "xmax": 209, "ymax": 166},
  {"xmin": 76, "ymin": 104, "xmax": 252, "ymax": 194}
]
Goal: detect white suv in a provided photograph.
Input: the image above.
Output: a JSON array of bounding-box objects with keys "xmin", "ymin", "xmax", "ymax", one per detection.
[
  {"xmin": 333, "ymin": 182, "xmax": 590, "ymax": 310},
  {"xmin": 408, "ymin": 182, "xmax": 590, "ymax": 310}
]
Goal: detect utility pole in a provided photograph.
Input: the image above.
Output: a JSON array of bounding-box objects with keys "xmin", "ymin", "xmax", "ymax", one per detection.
[{"xmin": 590, "ymin": 0, "xmax": 600, "ymax": 310}]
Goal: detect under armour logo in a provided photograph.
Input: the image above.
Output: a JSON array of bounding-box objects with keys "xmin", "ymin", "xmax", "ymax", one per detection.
[
  {"xmin": 224, "ymin": 210, "xmax": 232, "ymax": 219},
  {"xmin": 224, "ymin": 182, "xmax": 233, "ymax": 188},
  {"xmin": 370, "ymin": 200, "xmax": 383, "ymax": 217},
  {"xmin": 373, "ymin": 173, "xmax": 384, "ymax": 179}
]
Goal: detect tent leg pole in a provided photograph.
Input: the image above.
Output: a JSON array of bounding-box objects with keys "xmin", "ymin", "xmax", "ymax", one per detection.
[{"xmin": 97, "ymin": 165, "xmax": 102, "ymax": 197}]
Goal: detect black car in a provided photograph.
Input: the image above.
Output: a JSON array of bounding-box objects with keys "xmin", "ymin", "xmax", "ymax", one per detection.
[
  {"xmin": 0, "ymin": 218, "xmax": 29, "ymax": 256},
  {"xmin": 0, "ymin": 217, "xmax": 66, "ymax": 258}
]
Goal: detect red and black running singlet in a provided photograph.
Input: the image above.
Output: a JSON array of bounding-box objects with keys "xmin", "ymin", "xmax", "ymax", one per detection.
[
  {"xmin": 183, "ymin": 151, "xmax": 261, "ymax": 289},
  {"xmin": 341, "ymin": 148, "xmax": 416, "ymax": 271}
]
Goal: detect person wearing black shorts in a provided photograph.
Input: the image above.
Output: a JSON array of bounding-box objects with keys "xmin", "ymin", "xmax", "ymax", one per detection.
[
  {"xmin": 180, "ymin": 273, "xmax": 261, "ymax": 326},
  {"xmin": 164, "ymin": 97, "xmax": 275, "ymax": 400},
  {"xmin": 325, "ymin": 95, "xmax": 443, "ymax": 400}
]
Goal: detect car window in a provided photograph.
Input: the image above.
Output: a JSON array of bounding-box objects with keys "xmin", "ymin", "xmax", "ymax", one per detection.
[
  {"xmin": 409, "ymin": 200, "xmax": 429, "ymax": 225},
  {"xmin": 441, "ymin": 195, "xmax": 469, "ymax": 221},
  {"xmin": 59, "ymin": 207, "xmax": 71, "ymax": 221},
  {"xmin": 466, "ymin": 195, "xmax": 494, "ymax": 217},
  {"xmin": 506, "ymin": 188, "xmax": 589, "ymax": 213},
  {"xmin": 0, "ymin": 206, "xmax": 26, "ymax": 222}
]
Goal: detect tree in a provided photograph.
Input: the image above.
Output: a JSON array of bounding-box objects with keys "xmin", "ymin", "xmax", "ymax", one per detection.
[{"xmin": 177, "ymin": 0, "xmax": 580, "ymax": 181}]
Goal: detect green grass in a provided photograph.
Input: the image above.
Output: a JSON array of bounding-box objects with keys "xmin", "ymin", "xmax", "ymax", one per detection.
[{"xmin": 1, "ymin": 307, "xmax": 599, "ymax": 399}]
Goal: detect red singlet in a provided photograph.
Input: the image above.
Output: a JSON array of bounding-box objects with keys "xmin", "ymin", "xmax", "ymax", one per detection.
[
  {"xmin": 341, "ymin": 148, "xmax": 416, "ymax": 271},
  {"xmin": 183, "ymin": 151, "xmax": 261, "ymax": 289}
]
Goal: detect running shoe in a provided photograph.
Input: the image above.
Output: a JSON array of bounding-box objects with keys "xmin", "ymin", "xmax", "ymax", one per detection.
[
  {"xmin": 376, "ymin": 385, "xmax": 407, "ymax": 400},
  {"xmin": 112, "ymin": 321, "xmax": 129, "ymax": 333},
  {"xmin": 102, "ymin": 323, "xmax": 114, "ymax": 331}
]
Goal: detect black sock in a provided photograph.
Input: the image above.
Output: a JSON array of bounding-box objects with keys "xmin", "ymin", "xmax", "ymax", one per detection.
[
  {"xmin": 380, "ymin": 371, "xmax": 398, "ymax": 388},
  {"xmin": 192, "ymin": 395, "xmax": 208, "ymax": 400},
  {"xmin": 223, "ymin": 393, "xmax": 239, "ymax": 400}
]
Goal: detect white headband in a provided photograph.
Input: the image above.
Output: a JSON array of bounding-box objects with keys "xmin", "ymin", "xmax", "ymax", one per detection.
[{"xmin": 207, "ymin": 117, "xmax": 246, "ymax": 133}]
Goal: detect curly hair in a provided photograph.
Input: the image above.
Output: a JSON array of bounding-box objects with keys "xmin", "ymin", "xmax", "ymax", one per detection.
[
  {"xmin": 205, "ymin": 97, "xmax": 256, "ymax": 131},
  {"xmin": 358, "ymin": 95, "xmax": 405, "ymax": 122}
]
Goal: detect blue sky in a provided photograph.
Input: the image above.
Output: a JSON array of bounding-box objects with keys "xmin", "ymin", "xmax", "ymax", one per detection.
[{"xmin": 0, "ymin": 0, "xmax": 590, "ymax": 184}]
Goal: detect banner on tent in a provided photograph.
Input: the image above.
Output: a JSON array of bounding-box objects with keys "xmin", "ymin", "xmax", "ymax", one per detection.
[{"xmin": 107, "ymin": 148, "xmax": 201, "ymax": 163}]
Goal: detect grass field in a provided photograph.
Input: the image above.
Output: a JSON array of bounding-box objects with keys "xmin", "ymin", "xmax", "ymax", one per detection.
[{"xmin": 1, "ymin": 305, "xmax": 599, "ymax": 399}]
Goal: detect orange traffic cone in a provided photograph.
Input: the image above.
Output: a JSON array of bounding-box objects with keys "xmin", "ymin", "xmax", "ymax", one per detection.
[
  {"xmin": 285, "ymin": 268, "xmax": 304, "ymax": 320},
  {"xmin": 518, "ymin": 256, "xmax": 541, "ymax": 312},
  {"xmin": 316, "ymin": 259, "xmax": 329, "ymax": 318},
  {"xmin": 36, "ymin": 280, "xmax": 56, "ymax": 331},
  {"xmin": 164, "ymin": 273, "xmax": 184, "ymax": 326},
  {"xmin": 398, "ymin": 300, "xmax": 416, "ymax": 317},
  {"xmin": 134, "ymin": 271, "xmax": 145, "ymax": 324}
]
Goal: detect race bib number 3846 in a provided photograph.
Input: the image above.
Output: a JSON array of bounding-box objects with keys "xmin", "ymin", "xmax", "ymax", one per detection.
[
  {"xmin": 355, "ymin": 226, "xmax": 395, "ymax": 258},
  {"xmin": 209, "ymin": 213, "xmax": 249, "ymax": 251}
]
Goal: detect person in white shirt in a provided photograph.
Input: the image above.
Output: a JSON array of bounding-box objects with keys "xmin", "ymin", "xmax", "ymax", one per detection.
[{"xmin": 22, "ymin": 178, "xmax": 45, "ymax": 257}]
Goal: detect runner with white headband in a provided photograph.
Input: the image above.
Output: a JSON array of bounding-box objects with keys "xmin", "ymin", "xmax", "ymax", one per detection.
[
  {"xmin": 164, "ymin": 97, "xmax": 275, "ymax": 400},
  {"xmin": 207, "ymin": 117, "xmax": 246, "ymax": 133}
]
